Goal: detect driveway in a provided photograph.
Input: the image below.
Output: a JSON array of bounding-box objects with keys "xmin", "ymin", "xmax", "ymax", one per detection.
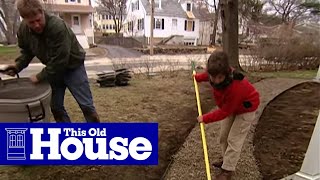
[{"xmin": 98, "ymin": 45, "xmax": 143, "ymax": 59}]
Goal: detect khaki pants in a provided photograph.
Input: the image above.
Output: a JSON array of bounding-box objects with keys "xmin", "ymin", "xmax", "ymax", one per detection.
[{"xmin": 219, "ymin": 111, "xmax": 256, "ymax": 171}]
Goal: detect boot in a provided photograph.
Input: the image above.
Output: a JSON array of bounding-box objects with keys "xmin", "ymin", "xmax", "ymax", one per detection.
[
  {"xmin": 212, "ymin": 160, "xmax": 223, "ymax": 168},
  {"xmin": 51, "ymin": 109, "xmax": 71, "ymax": 123},
  {"xmin": 214, "ymin": 169, "xmax": 233, "ymax": 180}
]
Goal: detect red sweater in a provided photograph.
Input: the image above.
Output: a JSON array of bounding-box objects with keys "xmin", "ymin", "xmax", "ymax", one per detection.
[{"xmin": 195, "ymin": 72, "xmax": 260, "ymax": 124}]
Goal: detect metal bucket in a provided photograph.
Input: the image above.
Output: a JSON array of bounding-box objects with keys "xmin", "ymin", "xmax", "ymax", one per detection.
[{"xmin": 0, "ymin": 77, "xmax": 52, "ymax": 123}]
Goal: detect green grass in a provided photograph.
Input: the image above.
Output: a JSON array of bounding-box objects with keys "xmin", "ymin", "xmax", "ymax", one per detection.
[
  {"xmin": 249, "ymin": 70, "xmax": 318, "ymax": 79},
  {"xmin": 0, "ymin": 46, "xmax": 19, "ymax": 64},
  {"xmin": 0, "ymin": 45, "xmax": 18, "ymax": 54}
]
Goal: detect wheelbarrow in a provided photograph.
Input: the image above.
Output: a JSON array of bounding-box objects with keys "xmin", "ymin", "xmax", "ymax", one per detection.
[{"xmin": 0, "ymin": 69, "xmax": 52, "ymax": 123}]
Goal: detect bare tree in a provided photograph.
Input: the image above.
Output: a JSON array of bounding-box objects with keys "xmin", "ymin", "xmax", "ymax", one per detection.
[
  {"xmin": 212, "ymin": 1, "xmax": 221, "ymax": 45},
  {"xmin": 199, "ymin": 0, "xmax": 220, "ymax": 45},
  {"xmin": 267, "ymin": 0, "xmax": 307, "ymax": 24},
  {"xmin": 0, "ymin": 0, "xmax": 20, "ymax": 45},
  {"xmin": 239, "ymin": 0, "xmax": 265, "ymax": 22},
  {"xmin": 97, "ymin": 0, "xmax": 126, "ymax": 35},
  {"xmin": 150, "ymin": 0, "xmax": 154, "ymax": 55},
  {"xmin": 201, "ymin": 0, "xmax": 265, "ymax": 45},
  {"xmin": 221, "ymin": 0, "xmax": 241, "ymax": 70}
]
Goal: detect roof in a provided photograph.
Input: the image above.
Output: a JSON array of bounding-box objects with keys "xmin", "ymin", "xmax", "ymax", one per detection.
[
  {"xmin": 193, "ymin": 5, "xmax": 213, "ymax": 21},
  {"xmin": 140, "ymin": 0, "xmax": 203, "ymax": 19},
  {"xmin": 95, "ymin": 6, "xmax": 127, "ymax": 16},
  {"xmin": 45, "ymin": 4, "xmax": 94, "ymax": 13}
]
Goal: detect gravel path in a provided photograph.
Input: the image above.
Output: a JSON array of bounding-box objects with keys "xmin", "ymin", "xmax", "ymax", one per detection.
[{"xmin": 164, "ymin": 78, "xmax": 309, "ymax": 180}]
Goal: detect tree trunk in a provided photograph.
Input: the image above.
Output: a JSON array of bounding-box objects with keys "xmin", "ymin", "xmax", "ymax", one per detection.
[
  {"xmin": 211, "ymin": 2, "xmax": 221, "ymax": 46},
  {"xmin": 0, "ymin": 0, "xmax": 18, "ymax": 45},
  {"xmin": 150, "ymin": 0, "xmax": 154, "ymax": 56},
  {"xmin": 221, "ymin": 0, "xmax": 241, "ymax": 71}
]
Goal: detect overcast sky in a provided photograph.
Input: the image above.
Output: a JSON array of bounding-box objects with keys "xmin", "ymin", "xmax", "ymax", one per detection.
[{"xmin": 92, "ymin": 0, "xmax": 97, "ymax": 7}]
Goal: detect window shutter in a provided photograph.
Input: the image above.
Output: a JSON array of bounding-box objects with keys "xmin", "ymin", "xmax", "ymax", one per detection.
[
  {"xmin": 142, "ymin": 18, "xmax": 144, "ymax": 29},
  {"xmin": 131, "ymin": 21, "xmax": 133, "ymax": 31},
  {"xmin": 153, "ymin": 18, "xmax": 155, "ymax": 29},
  {"xmin": 184, "ymin": 20, "xmax": 187, "ymax": 31},
  {"xmin": 162, "ymin": 19, "xmax": 164, "ymax": 30},
  {"xmin": 192, "ymin": 21, "xmax": 195, "ymax": 31}
]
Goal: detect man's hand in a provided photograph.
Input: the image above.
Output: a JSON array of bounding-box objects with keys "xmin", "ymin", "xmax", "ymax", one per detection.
[
  {"xmin": 29, "ymin": 75, "xmax": 39, "ymax": 84},
  {"xmin": 3, "ymin": 65, "xmax": 18, "ymax": 76},
  {"xmin": 197, "ymin": 115, "xmax": 204, "ymax": 123}
]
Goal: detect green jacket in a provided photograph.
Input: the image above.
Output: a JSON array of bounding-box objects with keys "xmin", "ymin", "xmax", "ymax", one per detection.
[{"xmin": 15, "ymin": 12, "xmax": 86, "ymax": 82}]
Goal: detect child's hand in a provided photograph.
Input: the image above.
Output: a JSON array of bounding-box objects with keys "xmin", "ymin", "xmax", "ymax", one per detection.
[{"xmin": 197, "ymin": 115, "xmax": 203, "ymax": 123}]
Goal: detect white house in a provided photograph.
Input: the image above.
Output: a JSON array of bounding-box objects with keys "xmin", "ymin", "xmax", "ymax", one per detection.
[
  {"xmin": 43, "ymin": 0, "xmax": 95, "ymax": 49},
  {"xmin": 123, "ymin": 0, "xmax": 203, "ymax": 45}
]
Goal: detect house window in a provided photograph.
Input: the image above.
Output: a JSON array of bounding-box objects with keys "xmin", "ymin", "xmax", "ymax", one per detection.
[
  {"xmin": 154, "ymin": 18, "xmax": 164, "ymax": 30},
  {"xmin": 73, "ymin": 16, "xmax": 80, "ymax": 26},
  {"xmin": 128, "ymin": 21, "xmax": 134, "ymax": 32},
  {"xmin": 9, "ymin": 135, "xmax": 16, "ymax": 147},
  {"xmin": 155, "ymin": 0, "xmax": 161, "ymax": 9},
  {"xmin": 138, "ymin": 18, "xmax": 144, "ymax": 30},
  {"xmin": 172, "ymin": 19, "xmax": 177, "ymax": 30},
  {"xmin": 186, "ymin": 3, "xmax": 192, "ymax": 11},
  {"xmin": 132, "ymin": 1, "xmax": 139, "ymax": 11},
  {"xmin": 184, "ymin": 20, "xmax": 195, "ymax": 31},
  {"xmin": 66, "ymin": 0, "xmax": 77, "ymax": 3},
  {"xmin": 17, "ymin": 135, "xmax": 23, "ymax": 147}
]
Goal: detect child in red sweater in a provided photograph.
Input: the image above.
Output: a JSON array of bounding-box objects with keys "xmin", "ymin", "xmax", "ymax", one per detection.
[{"xmin": 194, "ymin": 51, "xmax": 260, "ymax": 180}]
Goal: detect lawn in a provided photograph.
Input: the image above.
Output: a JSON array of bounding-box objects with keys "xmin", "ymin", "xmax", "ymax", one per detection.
[
  {"xmin": 0, "ymin": 68, "xmax": 316, "ymax": 180},
  {"xmin": 249, "ymin": 70, "xmax": 318, "ymax": 79},
  {"xmin": 0, "ymin": 46, "xmax": 19, "ymax": 64},
  {"xmin": 0, "ymin": 71, "xmax": 216, "ymax": 180}
]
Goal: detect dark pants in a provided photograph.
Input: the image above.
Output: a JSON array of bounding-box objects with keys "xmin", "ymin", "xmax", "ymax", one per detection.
[{"xmin": 50, "ymin": 64, "xmax": 100, "ymax": 123}]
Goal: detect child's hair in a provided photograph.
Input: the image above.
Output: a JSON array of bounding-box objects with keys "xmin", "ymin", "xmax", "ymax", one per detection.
[{"xmin": 207, "ymin": 51, "xmax": 230, "ymax": 77}]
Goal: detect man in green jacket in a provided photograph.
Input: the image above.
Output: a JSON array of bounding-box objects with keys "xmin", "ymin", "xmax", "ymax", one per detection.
[{"xmin": 4, "ymin": 0, "xmax": 100, "ymax": 123}]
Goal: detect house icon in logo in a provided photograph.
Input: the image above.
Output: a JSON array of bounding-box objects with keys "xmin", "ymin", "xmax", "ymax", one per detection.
[{"xmin": 5, "ymin": 128, "xmax": 28, "ymax": 160}]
